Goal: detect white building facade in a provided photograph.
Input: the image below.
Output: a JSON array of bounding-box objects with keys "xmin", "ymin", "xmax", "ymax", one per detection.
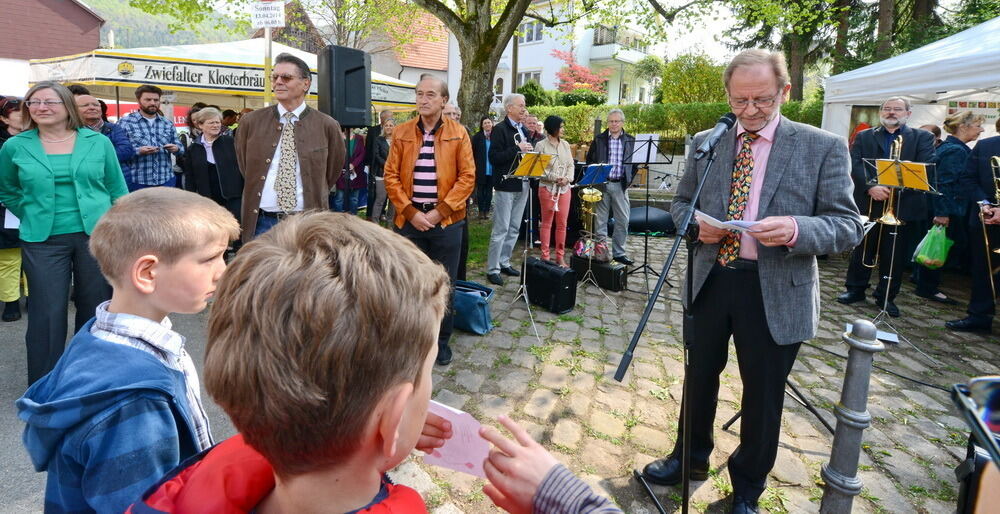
[{"xmin": 446, "ymin": 2, "xmax": 663, "ymax": 111}]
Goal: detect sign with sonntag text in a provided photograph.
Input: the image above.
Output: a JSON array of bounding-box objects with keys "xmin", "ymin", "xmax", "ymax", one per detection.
[{"xmin": 251, "ymin": 0, "xmax": 285, "ymax": 29}]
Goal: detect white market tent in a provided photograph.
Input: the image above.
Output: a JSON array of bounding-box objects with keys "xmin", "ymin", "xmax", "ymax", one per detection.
[
  {"xmin": 822, "ymin": 16, "xmax": 1000, "ymax": 139},
  {"xmin": 28, "ymin": 39, "xmax": 416, "ymax": 112}
]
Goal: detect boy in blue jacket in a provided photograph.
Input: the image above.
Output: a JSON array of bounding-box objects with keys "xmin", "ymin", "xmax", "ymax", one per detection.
[{"xmin": 16, "ymin": 187, "xmax": 239, "ymax": 513}]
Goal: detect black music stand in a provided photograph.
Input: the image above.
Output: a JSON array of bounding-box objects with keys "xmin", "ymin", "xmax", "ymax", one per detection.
[
  {"xmin": 504, "ymin": 151, "xmax": 549, "ymax": 344},
  {"xmin": 623, "ymin": 136, "xmax": 678, "ymax": 292},
  {"xmin": 574, "ymin": 164, "xmax": 617, "ymax": 306}
]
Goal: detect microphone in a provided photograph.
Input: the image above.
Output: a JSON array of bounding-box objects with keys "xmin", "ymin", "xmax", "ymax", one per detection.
[{"xmin": 694, "ymin": 113, "xmax": 737, "ymax": 160}]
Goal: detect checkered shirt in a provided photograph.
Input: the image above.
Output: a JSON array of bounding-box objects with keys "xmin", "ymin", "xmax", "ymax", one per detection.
[
  {"xmin": 608, "ymin": 136, "xmax": 624, "ymax": 180},
  {"xmin": 118, "ymin": 112, "xmax": 183, "ymax": 185},
  {"xmin": 90, "ymin": 301, "xmax": 213, "ymax": 451}
]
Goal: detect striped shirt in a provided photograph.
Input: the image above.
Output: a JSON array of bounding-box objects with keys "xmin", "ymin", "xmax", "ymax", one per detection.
[
  {"xmin": 607, "ymin": 135, "xmax": 624, "ymax": 180},
  {"xmin": 90, "ymin": 301, "xmax": 213, "ymax": 451},
  {"xmin": 411, "ymin": 119, "xmax": 442, "ymax": 204},
  {"xmin": 533, "ymin": 464, "xmax": 622, "ymax": 513}
]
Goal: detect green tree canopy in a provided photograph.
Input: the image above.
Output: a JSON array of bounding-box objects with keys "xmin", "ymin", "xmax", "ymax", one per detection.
[{"xmin": 657, "ymin": 53, "xmax": 727, "ymax": 104}]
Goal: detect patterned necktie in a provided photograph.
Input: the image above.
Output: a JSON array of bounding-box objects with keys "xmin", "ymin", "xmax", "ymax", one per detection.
[
  {"xmin": 717, "ymin": 132, "xmax": 759, "ymax": 266},
  {"xmin": 276, "ymin": 111, "xmax": 298, "ymax": 212}
]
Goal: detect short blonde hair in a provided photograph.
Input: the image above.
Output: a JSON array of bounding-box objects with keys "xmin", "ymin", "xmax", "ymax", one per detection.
[
  {"xmin": 204, "ymin": 212, "xmax": 450, "ymax": 477},
  {"xmin": 191, "ymin": 107, "xmax": 222, "ymax": 126},
  {"xmin": 89, "ymin": 188, "xmax": 239, "ymax": 284},
  {"xmin": 724, "ymin": 49, "xmax": 790, "ymax": 91},
  {"xmin": 942, "ymin": 110, "xmax": 985, "ymax": 135},
  {"xmin": 22, "ymin": 81, "xmax": 83, "ymax": 132}
]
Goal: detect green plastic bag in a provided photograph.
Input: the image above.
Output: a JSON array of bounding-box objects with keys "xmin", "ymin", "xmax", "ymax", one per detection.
[{"xmin": 913, "ymin": 225, "xmax": 953, "ymax": 269}]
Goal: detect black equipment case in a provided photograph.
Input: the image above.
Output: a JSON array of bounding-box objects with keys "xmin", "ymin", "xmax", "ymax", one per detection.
[
  {"xmin": 525, "ymin": 257, "xmax": 577, "ymax": 314},
  {"xmin": 570, "ymin": 254, "xmax": 627, "ymax": 292}
]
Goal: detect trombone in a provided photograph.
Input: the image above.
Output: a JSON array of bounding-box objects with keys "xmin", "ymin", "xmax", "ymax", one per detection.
[
  {"xmin": 979, "ymin": 155, "xmax": 1000, "ymax": 297},
  {"xmin": 861, "ymin": 136, "xmax": 904, "ymax": 268}
]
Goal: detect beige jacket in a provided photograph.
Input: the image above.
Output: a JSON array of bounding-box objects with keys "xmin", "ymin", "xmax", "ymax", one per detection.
[{"xmin": 533, "ymin": 137, "xmax": 574, "ymax": 195}]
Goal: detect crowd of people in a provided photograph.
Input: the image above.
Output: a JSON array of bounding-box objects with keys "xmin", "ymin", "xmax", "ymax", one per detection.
[{"xmin": 0, "ymin": 46, "xmax": 997, "ymax": 514}]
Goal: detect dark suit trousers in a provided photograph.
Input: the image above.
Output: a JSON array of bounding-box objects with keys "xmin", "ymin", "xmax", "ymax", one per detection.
[
  {"xmin": 21, "ymin": 233, "xmax": 112, "ymax": 385},
  {"xmin": 844, "ymin": 219, "xmax": 919, "ymax": 300},
  {"xmin": 398, "ymin": 221, "xmax": 464, "ymax": 347},
  {"xmin": 674, "ymin": 264, "xmax": 801, "ymax": 501},
  {"xmin": 966, "ymin": 214, "xmax": 998, "ymax": 322}
]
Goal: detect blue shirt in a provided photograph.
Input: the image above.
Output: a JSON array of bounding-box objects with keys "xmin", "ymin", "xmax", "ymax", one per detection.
[{"xmin": 118, "ymin": 111, "xmax": 183, "ymax": 185}]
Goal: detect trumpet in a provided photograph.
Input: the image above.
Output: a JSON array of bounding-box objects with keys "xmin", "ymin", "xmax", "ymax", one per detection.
[
  {"xmin": 861, "ymin": 136, "xmax": 904, "ymax": 268},
  {"xmin": 979, "ymin": 155, "xmax": 1000, "ymax": 297}
]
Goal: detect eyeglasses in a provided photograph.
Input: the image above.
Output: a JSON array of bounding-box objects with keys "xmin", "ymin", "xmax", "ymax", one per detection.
[
  {"xmin": 271, "ymin": 73, "xmax": 300, "ymax": 82},
  {"xmin": 728, "ymin": 92, "xmax": 780, "ymax": 110},
  {"xmin": 881, "ymin": 106, "xmax": 907, "ymax": 113},
  {"xmin": 25, "ymin": 100, "xmax": 64, "ymax": 108}
]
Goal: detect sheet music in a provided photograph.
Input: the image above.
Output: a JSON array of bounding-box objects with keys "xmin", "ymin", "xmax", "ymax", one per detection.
[
  {"xmin": 3, "ymin": 210, "xmax": 19, "ymax": 230},
  {"xmin": 695, "ymin": 210, "xmax": 759, "ymax": 232}
]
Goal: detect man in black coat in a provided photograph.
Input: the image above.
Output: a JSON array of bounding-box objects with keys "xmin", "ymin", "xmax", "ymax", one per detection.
[
  {"xmin": 836, "ymin": 97, "xmax": 936, "ymax": 317},
  {"xmin": 365, "ymin": 110, "xmax": 394, "ymax": 219},
  {"xmin": 485, "ymin": 93, "xmax": 535, "ymax": 286},
  {"xmin": 586, "ymin": 109, "xmax": 637, "ymax": 265},
  {"xmin": 948, "ymin": 133, "xmax": 1000, "ymax": 333}
]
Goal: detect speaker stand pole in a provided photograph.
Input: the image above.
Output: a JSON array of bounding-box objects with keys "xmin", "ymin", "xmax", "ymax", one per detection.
[{"xmin": 510, "ymin": 175, "xmax": 543, "ymax": 345}]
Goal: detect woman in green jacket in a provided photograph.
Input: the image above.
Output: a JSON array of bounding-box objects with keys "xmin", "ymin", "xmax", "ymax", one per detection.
[{"xmin": 0, "ymin": 82, "xmax": 128, "ymax": 385}]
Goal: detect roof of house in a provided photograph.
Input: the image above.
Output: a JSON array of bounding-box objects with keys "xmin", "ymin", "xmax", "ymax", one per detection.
[
  {"xmin": 394, "ymin": 12, "xmax": 448, "ymax": 71},
  {"xmin": 71, "ymin": 0, "xmax": 106, "ymax": 23}
]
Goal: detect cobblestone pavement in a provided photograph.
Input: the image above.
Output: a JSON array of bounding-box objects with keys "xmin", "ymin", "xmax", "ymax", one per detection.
[{"xmin": 392, "ymin": 230, "xmax": 996, "ymax": 514}]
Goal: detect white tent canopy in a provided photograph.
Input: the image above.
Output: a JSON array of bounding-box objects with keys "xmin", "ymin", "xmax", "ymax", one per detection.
[
  {"xmin": 29, "ymin": 39, "xmax": 416, "ymax": 111},
  {"xmin": 822, "ymin": 16, "xmax": 1000, "ymax": 138}
]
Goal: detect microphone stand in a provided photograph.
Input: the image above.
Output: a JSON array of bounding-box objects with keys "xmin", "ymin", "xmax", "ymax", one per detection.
[{"xmin": 616, "ymin": 146, "xmax": 722, "ymax": 514}]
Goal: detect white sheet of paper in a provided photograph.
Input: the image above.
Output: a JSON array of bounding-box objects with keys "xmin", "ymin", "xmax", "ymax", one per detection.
[
  {"xmin": 422, "ymin": 400, "xmax": 489, "ymax": 478},
  {"xmin": 3, "ymin": 210, "xmax": 19, "ymax": 230},
  {"xmin": 695, "ymin": 210, "xmax": 759, "ymax": 232}
]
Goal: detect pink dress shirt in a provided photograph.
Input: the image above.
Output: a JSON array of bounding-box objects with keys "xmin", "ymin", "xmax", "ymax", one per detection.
[{"xmin": 734, "ymin": 118, "xmax": 798, "ymax": 260}]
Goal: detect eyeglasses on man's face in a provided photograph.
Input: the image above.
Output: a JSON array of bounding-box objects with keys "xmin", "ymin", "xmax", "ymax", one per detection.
[
  {"xmin": 728, "ymin": 92, "xmax": 780, "ymax": 110},
  {"xmin": 271, "ymin": 73, "xmax": 301, "ymax": 83},
  {"xmin": 26, "ymin": 100, "xmax": 64, "ymax": 108},
  {"xmin": 881, "ymin": 106, "xmax": 907, "ymax": 113}
]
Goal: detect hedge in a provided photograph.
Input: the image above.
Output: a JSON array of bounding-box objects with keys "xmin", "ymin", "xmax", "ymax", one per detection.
[{"xmin": 529, "ymin": 99, "xmax": 824, "ymax": 144}]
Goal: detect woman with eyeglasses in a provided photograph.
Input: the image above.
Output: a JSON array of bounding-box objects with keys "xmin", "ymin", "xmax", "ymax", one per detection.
[
  {"xmin": 0, "ymin": 96, "xmax": 27, "ymax": 322},
  {"xmin": 0, "ymin": 81, "xmax": 128, "ymax": 385},
  {"xmin": 534, "ymin": 115, "xmax": 575, "ymax": 267},
  {"xmin": 182, "ymin": 107, "xmax": 244, "ymax": 247}
]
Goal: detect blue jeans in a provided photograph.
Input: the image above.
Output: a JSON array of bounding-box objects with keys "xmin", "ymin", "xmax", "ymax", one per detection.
[
  {"xmin": 254, "ymin": 214, "xmax": 281, "ymax": 238},
  {"xmin": 125, "ymin": 175, "xmax": 176, "ymax": 192},
  {"xmin": 331, "ymin": 189, "xmax": 359, "ymax": 214}
]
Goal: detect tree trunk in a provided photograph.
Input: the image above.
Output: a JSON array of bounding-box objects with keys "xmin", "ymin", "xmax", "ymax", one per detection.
[
  {"xmin": 913, "ymin": 0, "xmax": 934, "ymax": 24},
  {"xmin": 454, "ymin": 36, "xmax": 506, "ymax": 128},
  {"xmin": 785, "ymin": 35, "xmax": 805, "ymax": 101},
  {"xmin": 832, "ymin": 0, "xmax": 850, "ymax": 73},
  {"xmin": 876, "ymin": 0, "xmax": 895, "ymax": 60}
]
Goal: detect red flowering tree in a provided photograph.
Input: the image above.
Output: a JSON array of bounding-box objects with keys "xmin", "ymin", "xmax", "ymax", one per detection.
[{"xmin": 552, "ymin": 49, "xmax": 612, "ymax": 94}]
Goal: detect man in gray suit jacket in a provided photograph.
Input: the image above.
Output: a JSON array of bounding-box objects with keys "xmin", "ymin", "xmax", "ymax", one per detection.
[{"xmin": 642, "ymin": 49, "xmax": 862, "ymax": 514}]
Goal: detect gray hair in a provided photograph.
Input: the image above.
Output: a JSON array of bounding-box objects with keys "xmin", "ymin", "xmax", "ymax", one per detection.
[
  {"xmin": 607, "ymin": 108, "xmax": 625, "ymax": 121},
  {"xmin": 378, "ymin": 110, "xmax": 393, "ymax": 122},
  {"xmin": 503, "ymin": 93, "xmax": 525, "ymax": 109},
  {"xmin": 724, "ymin": 49, "xmax": 790, "ymax": 90},
  {"xmin": 882, "ymin": 97, "xmax": 912, "ymax": 112}
]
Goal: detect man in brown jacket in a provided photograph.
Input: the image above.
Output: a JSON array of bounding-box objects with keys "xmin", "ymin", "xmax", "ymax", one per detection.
[
  {"xmin": 236, "ymin": 53, "xmax": 346, "ymax": 238},
  {"xmin": 384, "ymin": 74, "xmax": 476, "ymax": 366}
]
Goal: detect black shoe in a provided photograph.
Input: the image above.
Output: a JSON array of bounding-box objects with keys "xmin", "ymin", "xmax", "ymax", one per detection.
[
  {"xmin": 945, "ymin": 317, "xmax": 992, "ymax": 334},
  {"xmin": 614, "ymin": 255, "xmax": 635, "ymax": 266},
  {"xmin": 874, "ymin": 298, "xmax": 900, "ymax": 317},
  {"xmin": 487, "ymin": 273, "xmax": 504, "ymax": 286},
  {"xmin": 641, "ymin": 456, "xmax": 709, "ymax": 486},
  {"xmin": 915, "ymin": 290, "xmax": 959, "ymax": 305},
  {"xmin": 436, "ymin": 344, "xmax": 453, "ymax": 366},
  {"xmin": 500, "ymin": 265, "xmax": 520, "ymax": 277},
  {"xmin": 836, "ymin": 290, "xmax": 865, "ymax": 305},
  {"xmin": 2, "ymin": 301, "xmax": 20, "ymax": 322},
  {"xmin": 730, "ymin": 495, "xmax": 759, "ymax": 514}
]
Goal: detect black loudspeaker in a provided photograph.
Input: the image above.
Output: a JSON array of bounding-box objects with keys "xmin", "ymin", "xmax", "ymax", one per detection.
[
  {"xmin": 525, "ymin": 257, "xmax": 577, "ymax": 314},
  {"xmin": 317, "ymin": 45, "xmax": 371, "ymax": 128}
]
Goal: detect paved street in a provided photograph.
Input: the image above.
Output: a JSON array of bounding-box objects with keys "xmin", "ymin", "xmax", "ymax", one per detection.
[{"xmin": 0, "ymin": 226, "xmax": 995, "ymax": 513}]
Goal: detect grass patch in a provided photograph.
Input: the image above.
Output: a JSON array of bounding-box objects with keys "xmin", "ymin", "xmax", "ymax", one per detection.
[
  {"xmin": 757, "ymin": 488, "xmax": 789, "ymax": 514},
  {"xmin": 592, "ymin": 326, "xmax": 610, "ymax": 335},
  {"xmin": 466, "ymin": 218, "xmax": 492, "ymax": 270},
  {"xmin": 649, "ymin": 388, "xmax": 670, "ymax": 401},
  {"xmin": 528, "ymin": 344, "xmax": 554, "ymax": 361},
  {"xmin": 493, "ymin": 352, "xmax": 512, "ymax": 368}
]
